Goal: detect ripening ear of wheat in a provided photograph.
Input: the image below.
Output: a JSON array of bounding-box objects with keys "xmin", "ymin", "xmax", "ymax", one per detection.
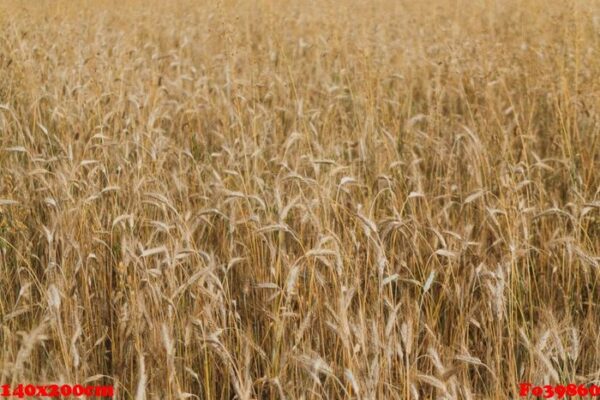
[{"xmin": 0, "ymin": 0, "xmax": 599, "ymax": 398}]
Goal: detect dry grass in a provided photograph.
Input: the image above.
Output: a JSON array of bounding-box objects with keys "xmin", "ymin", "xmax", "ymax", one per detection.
[{"xmin": 0, "ymin": 0, "xmax": 599, "ymax": 398}]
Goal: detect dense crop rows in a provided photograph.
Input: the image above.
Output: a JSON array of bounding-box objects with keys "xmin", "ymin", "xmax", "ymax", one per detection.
[{"xmin": 0, "ymin": 0, "xmax": 599, "ymax": 398}]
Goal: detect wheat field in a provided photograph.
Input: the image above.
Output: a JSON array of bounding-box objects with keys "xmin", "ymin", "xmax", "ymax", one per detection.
[{"xmin": 0, "ymin": 0, "xmax": 599, "ymax": 398}]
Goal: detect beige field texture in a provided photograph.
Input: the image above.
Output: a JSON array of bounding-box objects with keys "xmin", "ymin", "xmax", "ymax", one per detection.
[{"xmin": 0, "ymin": 0, "xmax": 599, "ymax": 398}]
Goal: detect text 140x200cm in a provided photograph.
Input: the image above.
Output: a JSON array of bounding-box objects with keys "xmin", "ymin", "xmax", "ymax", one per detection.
[{"xmin": 0, "ymin": 384, "xmax": 114, "ymax": 398}]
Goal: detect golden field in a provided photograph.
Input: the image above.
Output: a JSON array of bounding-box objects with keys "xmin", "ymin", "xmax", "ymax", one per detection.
[{"xmin": 0, "ymin": 0, "xmax": 599, "ymax": 398}]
